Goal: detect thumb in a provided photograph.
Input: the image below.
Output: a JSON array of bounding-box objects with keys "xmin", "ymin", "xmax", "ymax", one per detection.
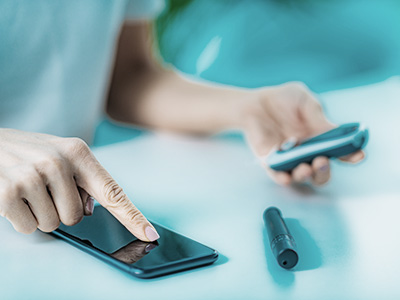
[{"xmin": 73, "ymin": 150, "xmax": 160, "ymax": 242}]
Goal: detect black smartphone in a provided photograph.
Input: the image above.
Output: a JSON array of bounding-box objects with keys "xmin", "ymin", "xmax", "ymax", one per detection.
[{"xmin": 50, "ymin": 206, "xmax": 218, "ymax": 279}]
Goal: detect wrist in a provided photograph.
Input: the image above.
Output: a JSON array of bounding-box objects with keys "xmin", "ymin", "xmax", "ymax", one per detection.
[
  {"xmin": 230, "ymin": 88, "xmax": 268, "ymax": 131},
  {"xmin": 201, "ymin": 86, "xmax": 257, "ymax": 133}
]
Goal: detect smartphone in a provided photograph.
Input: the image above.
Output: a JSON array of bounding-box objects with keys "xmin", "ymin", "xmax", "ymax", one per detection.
[
  {"xmin": 50, "ymin": 206, "xmax": 218, "ymax": 279},
  {"xmin": 267, "ymin": 122, "xmax": 369, "ymax": 171}
]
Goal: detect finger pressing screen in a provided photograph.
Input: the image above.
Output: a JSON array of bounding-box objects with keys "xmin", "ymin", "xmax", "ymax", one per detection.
[{"xmin": 72, "ymin": 147, "xmax": 159, "ymax": 242}]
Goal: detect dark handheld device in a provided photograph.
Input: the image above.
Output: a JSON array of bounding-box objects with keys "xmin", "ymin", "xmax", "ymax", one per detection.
[
  {"xmin": 267, "ymin": 122, "xmax": 369, "ymax": 171},
  {"xmin": 50, "ymin": 206, "xmax": 218, "ymax": 279},
  {"xmin": 263, "ymin": 207, "xmax": 298, "ymax": 269}
]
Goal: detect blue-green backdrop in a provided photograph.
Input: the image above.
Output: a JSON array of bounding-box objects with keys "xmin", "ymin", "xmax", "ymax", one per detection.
[{"xmin": 94, "ymin": 0, "xmax": 400, "ymax": 146}]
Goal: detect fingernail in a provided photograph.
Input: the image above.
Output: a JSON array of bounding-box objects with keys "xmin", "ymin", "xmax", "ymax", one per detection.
[
  {"xmin": 145, "ymin": 243, "xmax": 157, "ymax": 253},
  {"xmin": 319, "ymin": 165, "xmax": 329, "ymax": 172},
  {"xmin": 86, "ymin": 196, "xmax": 94, "ymax": 215},
  {"xmin": 145, "ymin": 226, "xmax": 160, "ymax": 241}
]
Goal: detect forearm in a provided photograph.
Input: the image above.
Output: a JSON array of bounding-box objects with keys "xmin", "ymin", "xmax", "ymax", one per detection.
[{"xmin": 107, "ymin": 66, "xmax": 255, "ymax": 135}]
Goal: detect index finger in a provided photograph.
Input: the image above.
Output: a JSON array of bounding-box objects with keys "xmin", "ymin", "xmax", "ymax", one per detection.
[{"xmin": 70, "ymin": 143, "xmax": 159, "ymax": 242}]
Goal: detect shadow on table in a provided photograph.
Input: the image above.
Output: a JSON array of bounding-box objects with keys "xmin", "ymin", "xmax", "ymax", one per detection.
[
  {"xmin": 286, "ymin": 218, "xmax": 323, "ymax": 271},
  {"xmin": 263, "ymin": 218, "xmax": 322, "ymax": 288},
  {"xmin": 213, "ymin": 252, "xmax": 229, "ymax": 266}
]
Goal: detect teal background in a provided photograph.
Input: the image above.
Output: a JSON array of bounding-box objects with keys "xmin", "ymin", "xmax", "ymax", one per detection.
[
  {"xmin": 94, "ymin": 0, "xmax": 400, "ymax": 147},
  {"xmin": 156, "ymin": 0, "xmax": 400, "ymax": 92}
]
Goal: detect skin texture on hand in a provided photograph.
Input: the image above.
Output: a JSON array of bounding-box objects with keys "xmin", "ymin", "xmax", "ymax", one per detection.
[
  {"xmin": 0, "ymin": 129, "xmax": 159, "ymax": 241},
  {"xmin": 241, "ymin": 82, "xmax": 365, "ymax": 186}
]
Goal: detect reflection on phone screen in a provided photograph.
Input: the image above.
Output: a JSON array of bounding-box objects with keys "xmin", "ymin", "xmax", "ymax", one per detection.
[
  {"xmin": 110, "ymin": 240, "xmax": 158, "ymax": 264},
  {"xmin": 58, "ymin": 206, "xmax": 215, "ymax": 268}
]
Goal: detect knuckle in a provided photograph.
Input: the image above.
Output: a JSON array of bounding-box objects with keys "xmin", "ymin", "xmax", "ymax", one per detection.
[
  {"xmin": 35, "ymin": 154, "xmax": 66, "ymax": 176},
  {"xmin": 64, "ymin": 138, "xmax": 90, "ymax": 157},
  {"xmin": 39, "ymin": 220, "xmax": 60, "ymax": 233},
  {"xmin": 314, "ymin": 101, "xmax": 323, "ymax": 112},
  {"xmin": 288, "ymin": 81, "xmax": 308, "ymax": 91},
  {"xmin": 125, "ymin": 209, "xmax": 144, "ymax": 225},
  {"xmin": 57, "ymin": 197, "xmax": 84, "ymax": 227},
  {"xmin": 283, "ymin": 81, "xmax": 312, "ymax": 100},
  {"xmin": 306, "ymin": 95, "xmax": 322, "ymax": 110},
  {"xmin": 38, "ymin": 210, "xmax": 61, "ymax": 232},
  {"xmin": 21, "ymin": 166, "xmax": 43, "ymax": 187},
  {"xmin": 102, "ymin": 178, "xmax": 128, "ymax": 207},
  {"xmin": 0, "ymin": 183, "xmax": 21, "ymax": 210},
  {"xmin": 61, "ymin": 212, "xmax": 83, "ymax": 226},
  {"xmin": 16, "ymin": 223, "xmax": 37, "ymax": 234},
  {"xmin": 60, "ymin": 204, "xmax": 84, "ymax": 226}
]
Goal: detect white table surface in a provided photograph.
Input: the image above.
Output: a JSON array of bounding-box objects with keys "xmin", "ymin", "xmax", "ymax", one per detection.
[{"xmin": 1, "ymin": 77, "xmax": 400, "ymax": 300}]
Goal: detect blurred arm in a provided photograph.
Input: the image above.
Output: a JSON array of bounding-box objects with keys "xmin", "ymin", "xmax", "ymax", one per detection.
[
  {"xmin": 106, "ymin": 21, "xmax": 252, "ymax": 135},
  {"xmin": 106, "ymin": 22, "xmax": 364, "ymax": 187}
]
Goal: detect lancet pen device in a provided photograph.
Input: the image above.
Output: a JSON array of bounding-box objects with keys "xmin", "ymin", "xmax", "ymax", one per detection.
[
  {"xmin": 264, "ymin": 207, "xmax": 298, "ymax": 269},
  {"xmin": 267, "ymin": 122, "xmax": 369, "ymax": 171}
]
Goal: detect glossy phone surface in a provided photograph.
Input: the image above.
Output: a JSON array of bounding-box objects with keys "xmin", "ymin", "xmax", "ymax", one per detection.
[{"xmin": 51, "ymin": 206, "xmax": 218, "ymax": 279}]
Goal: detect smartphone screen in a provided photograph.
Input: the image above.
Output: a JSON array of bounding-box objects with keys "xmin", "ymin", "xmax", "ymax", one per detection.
[{"xmin": 52, "ymin": 206, "xmax": 218, "ymax": 278}]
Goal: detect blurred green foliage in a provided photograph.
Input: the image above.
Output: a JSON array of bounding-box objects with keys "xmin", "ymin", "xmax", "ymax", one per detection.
[{"xmin": 155, "ymin": 0, "xmax": 192, "ymax": 56}]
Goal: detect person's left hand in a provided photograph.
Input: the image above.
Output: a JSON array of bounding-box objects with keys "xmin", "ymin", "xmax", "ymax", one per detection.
[{"xmin": 240, "ymin": 81, "xmax": 365, "ymax": 186}]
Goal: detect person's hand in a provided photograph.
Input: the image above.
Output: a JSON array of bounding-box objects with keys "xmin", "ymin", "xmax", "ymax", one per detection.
[
  {"xmin": 0, "ymin": 129, "xmax": 159, "ymax": 241},
  {"xmin": 241, "ymin": 82, "xmax": 365, "ymax": 186}
]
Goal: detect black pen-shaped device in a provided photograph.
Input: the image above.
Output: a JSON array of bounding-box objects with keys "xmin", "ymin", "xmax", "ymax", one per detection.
[{"xmin": 264, "ymin": 207, "xmax": 298, "ymax": 269}]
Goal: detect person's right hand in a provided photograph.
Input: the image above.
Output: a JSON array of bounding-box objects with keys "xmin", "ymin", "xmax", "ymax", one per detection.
[
  {"xmin": 0, "ymin": 128, "xmax": 159, "ymax": 241},
  {"xmin": 240, "ymin": 82, "xmax": 365, "ymax": 186}
]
